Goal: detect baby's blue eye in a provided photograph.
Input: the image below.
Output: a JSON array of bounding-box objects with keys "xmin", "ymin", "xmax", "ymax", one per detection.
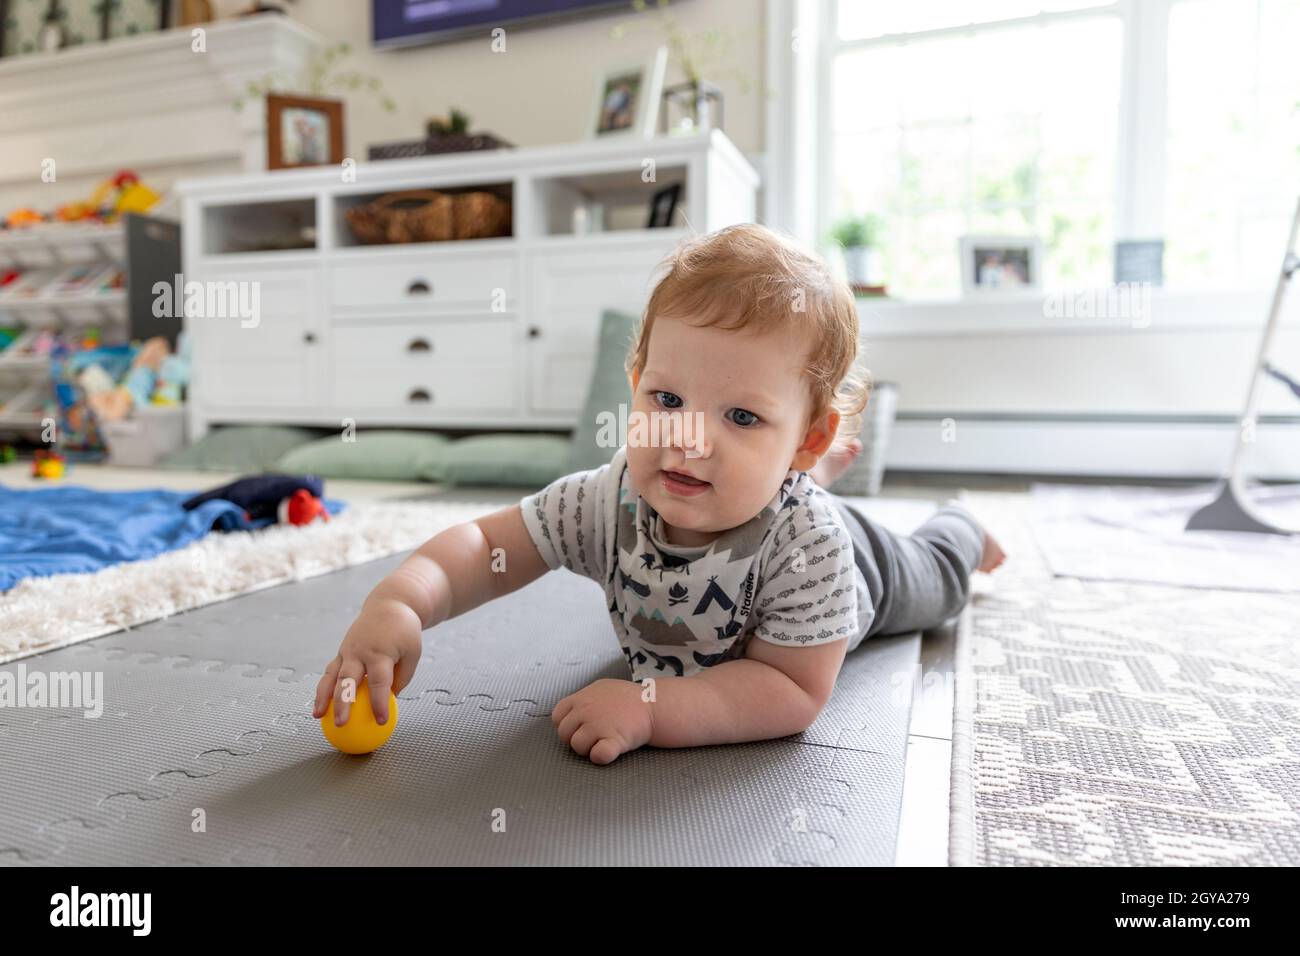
[
  {"xmin": 729, "ymin": 408, "xmax": 760, "ymax": 428},
  {"xmin": 655, "ymin": 391, "xmax": 683, "ymax": 409}
]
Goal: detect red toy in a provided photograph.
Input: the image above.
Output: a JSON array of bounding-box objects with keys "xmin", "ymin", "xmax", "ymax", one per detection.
[
  {"xmin": 32, "ymin": 450, "xmax": 66, "ymax": 480},
  {"xmin": 277, "ymin": 488, "xmax": 329, "ymax": 526}
]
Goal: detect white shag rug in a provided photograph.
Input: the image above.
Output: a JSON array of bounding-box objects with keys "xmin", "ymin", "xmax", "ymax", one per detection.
[{"xmin": 0, "ymin": 500, "xmax": 499, "ymax": 665}]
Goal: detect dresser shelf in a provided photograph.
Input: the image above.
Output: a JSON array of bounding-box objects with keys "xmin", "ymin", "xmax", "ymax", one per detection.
[{"xmin": 178, "ymin": 130, "xmax": 759, "ymax": 439}]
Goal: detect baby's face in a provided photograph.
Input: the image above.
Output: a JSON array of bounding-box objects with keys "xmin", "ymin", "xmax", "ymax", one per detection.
[{"xmin": 625, "ymin": 313, "xmax": 831, "ymax": 548}]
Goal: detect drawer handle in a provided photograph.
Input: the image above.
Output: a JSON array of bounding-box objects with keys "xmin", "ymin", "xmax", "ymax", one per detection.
[
  {"xmin": 407, "ymin": 279, "xmax": 431, "ymax": 296},
  {"xmin": 407, "ymin": 337, "xmax": 433, "ymax": 353},
  {"xmin": 408, "ymin": 388, "xmax": 433, "ymax": 403}
]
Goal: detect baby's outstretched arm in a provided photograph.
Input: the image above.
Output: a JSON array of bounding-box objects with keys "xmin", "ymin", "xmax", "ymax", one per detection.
[
  {"xmin": 638, "ymin": 637, "xmax": 847, "ymax": 752},
  {"xmin": 313, "ymin": 503, "xmax": 550, "ymax": 726},
  {"xmin": 551, "ymin": 638, "xmax": 845, "ymax": 765}
]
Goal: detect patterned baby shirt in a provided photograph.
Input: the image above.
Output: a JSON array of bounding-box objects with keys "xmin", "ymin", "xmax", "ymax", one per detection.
[{"xmin": 519, "ymin": 445, "xmax": 873, "ymax": 682}]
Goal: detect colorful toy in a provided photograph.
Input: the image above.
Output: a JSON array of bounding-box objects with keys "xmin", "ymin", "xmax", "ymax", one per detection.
[
  {"xmin": 277, "ymin": 488, "xmax": 330, "ymax": 526},
  {"xmin": 32, "ymin": 450, "xmax": 65, "ymax": 480},
  {"xmin": 0, "ymin": 445, "xmax": 16, "ymax": 464},
  {"xmin": 54, "ymin": 199, "xmax": 101, "ymax": 223},
  {"xmin": 89, "ymin": 170, "xmax": 161, "ymax": 222},
  {"xmin": 5, "ymin": 208, "xmax": 43, "ymax": 228},
  {"xmin": 320, "ymin": 682, "xmax": 397, "ymax": 755}
]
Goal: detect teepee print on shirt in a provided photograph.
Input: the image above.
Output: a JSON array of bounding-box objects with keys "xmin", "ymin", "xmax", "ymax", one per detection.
[{"xmin": 692, "ymin": 576, "xmax": 734, "ymax": 615}]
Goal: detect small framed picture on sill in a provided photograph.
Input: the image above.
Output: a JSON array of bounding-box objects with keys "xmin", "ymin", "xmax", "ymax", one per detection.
[
  {"xmin": 588, "ymin": 46, "xmax": 667, "ymax": 140},
  {"xmin": 959, "ymin": 235, "xmax": 1042, "ymax": 296},
  {"xmin": 647, "ymin": 182, "xmax": 681, "ymax": 228},
  {"xmin": 266, "ymin": 94, "xmax": 345, "ymax": 170}
]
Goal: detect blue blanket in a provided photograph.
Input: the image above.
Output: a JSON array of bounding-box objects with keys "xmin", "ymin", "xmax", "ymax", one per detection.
[{"xmin": 0, "ymin": 485, "xmax": 341, "ymax": 592}]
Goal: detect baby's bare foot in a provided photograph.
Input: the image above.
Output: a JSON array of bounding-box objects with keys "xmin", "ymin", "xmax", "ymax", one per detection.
[
  {"xmin": 977, "ymin": 529, "xmax": 1006, "ymax": 573},
  {"xmin": 810, "ymin": 439, "xmax": 863, "ymax": 487}
]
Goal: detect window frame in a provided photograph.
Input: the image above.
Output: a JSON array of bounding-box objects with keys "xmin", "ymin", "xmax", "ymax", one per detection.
[{"xmin": 809, "ymin": 0, "xmax": 1180, "ymax": 295}]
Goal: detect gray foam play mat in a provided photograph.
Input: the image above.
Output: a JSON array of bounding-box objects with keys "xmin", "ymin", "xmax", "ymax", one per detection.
[{"xmin": 1, "ymin": 554, "xmax": 921, "ymax": 866}]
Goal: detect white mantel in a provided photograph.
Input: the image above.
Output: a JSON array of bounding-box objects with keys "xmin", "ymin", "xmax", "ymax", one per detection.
[{"xmin": 0, "ymin": 16, "xmax": 325, "ymax": 212}]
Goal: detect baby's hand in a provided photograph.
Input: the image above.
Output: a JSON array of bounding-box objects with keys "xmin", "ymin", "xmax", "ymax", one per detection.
[
  {"xmin": 552, "ymin": 678, "xmax": 654, "ymax": 765},
  {"xmin": 312, "ymin": 598, "xmax": 424, "ymax": 727}
]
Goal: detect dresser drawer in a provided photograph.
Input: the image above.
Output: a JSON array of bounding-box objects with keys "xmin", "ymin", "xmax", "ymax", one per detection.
[
  {"xmin": 332, "ymin": 372, "xmax": 516, "ymax": 411},
  {"xmin": 329, "ymin": 254, "xmax": 516, "ymax": 311},
  {"xmin": 332, "ymin": 319, "xmax": 517, "ymax": 411},
  {"xmin": 331, "ymin": 319, "xmax": 515, "ymax": 365}
]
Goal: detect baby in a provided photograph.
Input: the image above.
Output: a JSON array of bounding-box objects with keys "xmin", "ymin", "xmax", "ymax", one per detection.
[{"xmin": 313, "ymin": 223, "xmax": 1004, "ymax": 765}]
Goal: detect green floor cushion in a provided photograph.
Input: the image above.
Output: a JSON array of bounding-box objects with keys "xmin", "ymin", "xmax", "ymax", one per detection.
[
  {"xmin": 276, "ymin": 430, "xmax": 453, "ymax": 482},
  {"xmin": 160, "ymin": 425, "xmax": 323, "ymax": 473},
  {"xmin": 566, "ymin": 308, "xmax": 638, "ymax": 473},
  {"xmin": 442, "ymin": 433, "xmax": 572, "ymax": 488}
]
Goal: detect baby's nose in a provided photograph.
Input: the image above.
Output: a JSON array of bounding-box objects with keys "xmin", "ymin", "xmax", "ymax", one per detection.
[{"xmin": 680, "ymin": 418, "xmax": 710, "ymax": 459}]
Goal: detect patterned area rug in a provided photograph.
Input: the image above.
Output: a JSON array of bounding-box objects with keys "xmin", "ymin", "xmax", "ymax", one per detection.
[{"xmin": 951, "ymin": 492, "xmax": 1300, "ymax": 866}]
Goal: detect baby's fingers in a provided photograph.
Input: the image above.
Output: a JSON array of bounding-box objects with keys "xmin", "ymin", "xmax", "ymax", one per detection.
[
  {"xmin": 553, "ymin": 704, "xmax": 581, "ymax": 744},
  {"xmin": 588, "ymin": 738, "xmax": 623, "ymax": 766},
  {"xmin": 332, "ymin": 658, "xmax": 366, "ymax": 726},
  {"xmin": 312, "ymin": 657, "xmax": 342, "ymax": 718},
  {"xmin": 365, "ymin": 657, "xmax": 395, "ymax": 724},
  {"xmin": 550, "ymin": 697, "xmax": 574, "ymax": 728}
]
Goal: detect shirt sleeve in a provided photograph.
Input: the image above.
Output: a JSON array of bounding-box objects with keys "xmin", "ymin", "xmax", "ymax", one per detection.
[
  {"xmin": 752, "ymin": 522, "xmax": 861, "ymax": 647},
  {"xmin": 518, "ymin": 462, "xmax": 610, "ymax": 583}
]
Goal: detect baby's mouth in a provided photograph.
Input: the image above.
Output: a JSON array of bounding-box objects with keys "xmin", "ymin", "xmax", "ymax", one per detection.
[
  {"xmin": 665, "ymin": 468, "xmax": 707, "ymax": 486},
  {"xmin": 663, "ymin": 470, "xmax": 708, "ymax": 486}
]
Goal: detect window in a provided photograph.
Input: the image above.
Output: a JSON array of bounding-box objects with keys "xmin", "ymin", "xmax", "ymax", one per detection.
[
  {"xmin": 1165, "ymin": 0, "xmax": 1300, "ymax": 288},
  {"xmin": 825, "ymin": 0, "xmax": 1300, "ymax": 297}
]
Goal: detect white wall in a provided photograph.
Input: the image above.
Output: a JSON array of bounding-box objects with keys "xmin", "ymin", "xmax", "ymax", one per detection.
[{"xmin": 235, "ymin": 0, "xmax": 767, "ymax": 160}]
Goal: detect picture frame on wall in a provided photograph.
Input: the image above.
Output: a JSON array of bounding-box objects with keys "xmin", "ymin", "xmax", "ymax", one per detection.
[
  {"xmin": 0, "ymin": 0, "xmax": 171, "ymax": 58},
  {"xmin": 959, "ymin": 235, "xmax": 1042, "ymax": 296},
  {"xmin": 588, "ymin": 46, "xmax": 667, "ymax": 140},
  {"xmin": 266, "ymin": 94, "xmax": 345, "ymax": 170},
  {"xmin": 100, "ymin": 0, "xmax": 172, "ymax": 41},
  {"xmin": 1, "ymin": 0, "xmax": 64, "ymax": 56}
]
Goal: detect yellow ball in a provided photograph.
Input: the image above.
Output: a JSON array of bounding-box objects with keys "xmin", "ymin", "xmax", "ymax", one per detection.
[{"xmin": 320, "ymin": 682, "xmax": 397, "ymax": 755}]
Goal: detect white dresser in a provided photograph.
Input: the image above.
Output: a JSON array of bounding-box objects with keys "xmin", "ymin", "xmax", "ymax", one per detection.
[{"xmin": 177, "ymin": 130, "xmax": 759, "ymax": 440}]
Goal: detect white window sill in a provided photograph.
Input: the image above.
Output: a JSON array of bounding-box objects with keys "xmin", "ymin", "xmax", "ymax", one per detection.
[{"xmin": 855, "ymin": 286, "xmax": 1295, "ymax": 337}]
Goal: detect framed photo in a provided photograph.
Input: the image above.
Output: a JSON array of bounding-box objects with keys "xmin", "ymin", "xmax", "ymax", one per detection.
[
  {"xmin": 959, "ymin": 235, "xmax": 1042, "ymax": 295},
  {"xmin": 1, "ymin": 0, "xmax": 60, "ymax": 56},
  {"xmin": 266, "ymin": 94, "xmax": 345, "ymax": 170},
  {"xmin": 588, "ymin": 46, "xmax": 667, "ymax": 139},
  {"xmin": 646, "ymin": 182, "xmax": 681, "ymax": 228}
]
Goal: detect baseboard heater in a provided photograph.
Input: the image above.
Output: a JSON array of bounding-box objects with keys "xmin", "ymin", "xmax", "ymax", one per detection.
[{"xmin": 884, "ymin": 413, "xmax": 1300, "ymax": 481}]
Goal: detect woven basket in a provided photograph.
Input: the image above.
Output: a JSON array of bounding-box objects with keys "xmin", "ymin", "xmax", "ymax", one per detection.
[
  {"xmin": 454, "ymin": 191, "xmax": 512, "ymax": 240},
  {"xmin": 344, "ymin": 189, "xmax": 454, "ymax": 244}
]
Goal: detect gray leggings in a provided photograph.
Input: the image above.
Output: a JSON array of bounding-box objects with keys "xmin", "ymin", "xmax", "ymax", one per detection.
[{"xmin": 830, "ymin": 497, "xmax": 985, "ymax": 641}]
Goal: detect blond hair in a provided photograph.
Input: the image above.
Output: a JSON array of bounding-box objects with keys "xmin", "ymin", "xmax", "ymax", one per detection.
[{"xmin": 626, "ymin": 223, "xmax": 871, "ymax": 451}]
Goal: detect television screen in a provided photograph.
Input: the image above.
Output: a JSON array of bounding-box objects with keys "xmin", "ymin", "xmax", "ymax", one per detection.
[{"xmin": 372, "ymin": 0, "xmax": 633, "ymax": 49}]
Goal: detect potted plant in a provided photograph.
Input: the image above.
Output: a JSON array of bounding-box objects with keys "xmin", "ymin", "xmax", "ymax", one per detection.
[
  {"xmin": 234, "ymin": 42, "xmax": 398, "ymax": 114},
  {"xmin": 831, "ymin": 213, "xmax": 885, "ymax": 286},
  {"xmin": 611, "ymin": 0, "xmax": 755, "ymax": 135}
]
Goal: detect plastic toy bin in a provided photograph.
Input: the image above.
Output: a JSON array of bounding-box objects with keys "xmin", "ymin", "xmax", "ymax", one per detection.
[{"xmin": 100, "ymin": 404, "xmax": 186, "ymax": 467}]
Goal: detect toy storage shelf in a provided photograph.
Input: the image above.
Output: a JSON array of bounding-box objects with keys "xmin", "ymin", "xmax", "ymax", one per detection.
[
  {"xmin": 0, "ymin": 216, "xmax": 178, "ymax": 439},
  {"xmin": 178, "ymin": 128, "xmax": 760, "ymax": 440},
  {"xmin": 0, "ymin": 222, "xmax": 125, "ymax": 266}
]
